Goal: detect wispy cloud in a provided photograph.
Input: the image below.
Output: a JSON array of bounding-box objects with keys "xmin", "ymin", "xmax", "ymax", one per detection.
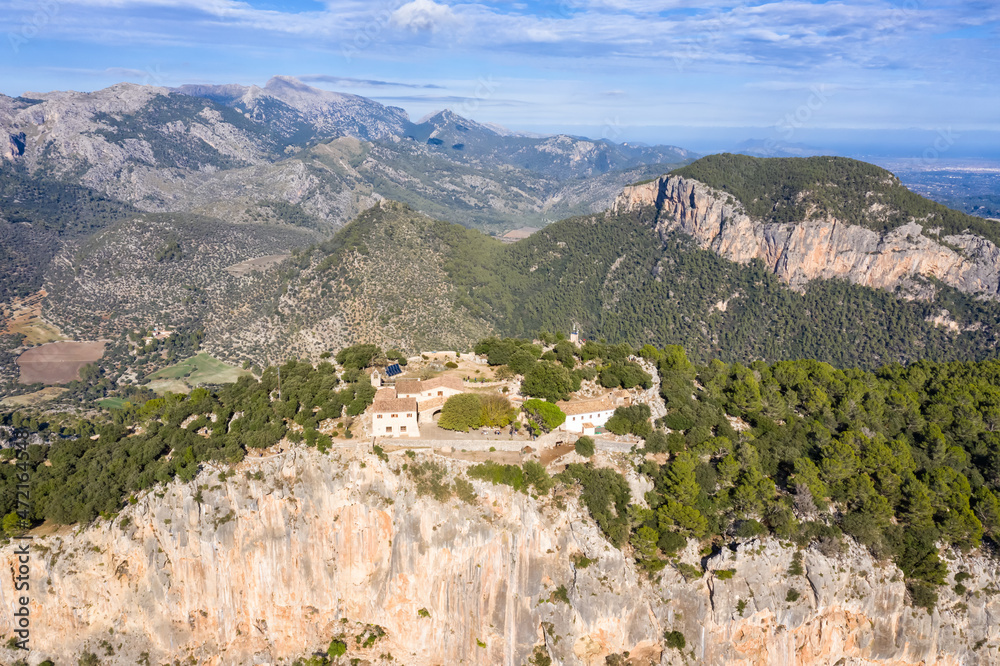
[{"xmin": 299, "ymin": 75, "xmax": 444, "ymax": 89}]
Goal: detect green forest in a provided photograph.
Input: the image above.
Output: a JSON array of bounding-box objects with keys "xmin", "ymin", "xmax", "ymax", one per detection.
[
  {"xmin": 3, "ymin": 336, "xmax": 1000, "ymax": 611},
  {"xmin": 673, "ymin": 154, "xmax": 1000, "ymax": 245}
]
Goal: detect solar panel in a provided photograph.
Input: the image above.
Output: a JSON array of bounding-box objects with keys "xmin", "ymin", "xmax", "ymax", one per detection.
[{"xmin": 385, "ymin": 363, "xmax": 402, "ymax": 377}]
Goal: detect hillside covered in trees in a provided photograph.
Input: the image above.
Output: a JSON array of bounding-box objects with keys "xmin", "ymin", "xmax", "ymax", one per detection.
[
  {"xmin": 673, "ymin": 153, "xmax": 1000, "ymax": 244},
  {"xmin": 3, "ymin": 337, "xmax": 1000, "ymax": 614},
  {"xmin": 279, "ymin": 201, "xmax": 1000, "ymax": 370}
]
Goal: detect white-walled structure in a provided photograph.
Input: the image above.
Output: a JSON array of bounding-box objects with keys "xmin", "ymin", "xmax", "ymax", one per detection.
[
  {"xmin": 556, "ymin": 395, "xmax": 615, "ymax": 435},
  {"xmin": 370, "ymin": 388, "xmax": 420, "ymax": 438}
]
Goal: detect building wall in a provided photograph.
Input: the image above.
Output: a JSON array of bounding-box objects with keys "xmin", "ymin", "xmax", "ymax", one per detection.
[
  {"xmin": 407, "ymin": 386, "xmax": 464, "ymax": 401},
  {"xmin": 372, "ymin": 411, "xmax": 420, "ymax": 438},
  {"xmin": 562, "ymin": 409, "xmax": 614, "ymax": 433}
]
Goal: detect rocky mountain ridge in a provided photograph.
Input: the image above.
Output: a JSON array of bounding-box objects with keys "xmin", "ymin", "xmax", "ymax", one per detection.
[
  {"xmin": 613, "ymin": 172, "xmax": 1000, "ymax": 300},
  {"xmin": 2, "ymin": 446, "xmax": 997, "ymax": 665}
]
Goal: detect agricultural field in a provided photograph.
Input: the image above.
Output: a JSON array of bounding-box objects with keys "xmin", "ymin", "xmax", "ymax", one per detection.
[
  {"xmin": 145, "ymin": 352, "xmax": 249, "ymax": 394},
  {"xmin": 16, "ymin": 341, "xmax": 106, "ymax": 384},
  {"xmin": 98, "ymin": 397, "xmax": 131, "ymax": 410},
  {"xmin": 0, "ymin": 386, "xmax": 68, "ymax": 407}
]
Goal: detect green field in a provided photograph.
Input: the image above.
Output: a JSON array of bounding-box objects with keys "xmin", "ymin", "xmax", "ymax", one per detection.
[
  {"xmin": 98, "ymin": 397, "xmax": 130, "ymax": 410},
  {"xmin": 145, "ymin": 353, "xmax": 248, "ymax": 394}
]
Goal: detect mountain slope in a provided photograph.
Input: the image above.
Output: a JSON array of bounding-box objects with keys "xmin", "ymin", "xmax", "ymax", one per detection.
[
  {"xmin": 404, "ymin": 108, "xmax": 694, "ymax": 179},
  {"xmin": 193, "ymin": 198, "xmax": 1000, "ymax": 370},
  {"xmin": 1, "ymin": 78, "xmax": 694, "ymax": 235},
  {"xmin": 614, "ymin": 154, "xmax": 1000, "ymax": 299}
]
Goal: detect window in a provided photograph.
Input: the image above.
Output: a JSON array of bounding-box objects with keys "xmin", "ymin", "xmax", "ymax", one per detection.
[
  {"xmin": 407, "ymin": 413, "xmax": 412, "ymax": 418},
  {"xmin": 377, "ymin": 414, "xmax": 382, "ymax": 419},
  {"xmin": 400, "ymin": 426, "xmax": 407, "ymax": 433},
  {"xmin": 391, "ymin": 414, "xmax": 398, "ymax": 418},
  {"xmin": 386, "ymin": 426, "xmax": 392, "ymax": 433},
  {"xmin": 437, "ymin": 391, "xmax": 443, "ymax": 396}
]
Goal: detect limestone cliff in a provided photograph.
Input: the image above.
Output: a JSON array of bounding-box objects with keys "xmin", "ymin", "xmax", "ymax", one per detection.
[
  {"xmin": 2, "ymin": 447, "xmax": 998, "ymax": 665},
  {"xmin": 612, "ymin": 175, "xmax": 1000, "ymax": 299}
]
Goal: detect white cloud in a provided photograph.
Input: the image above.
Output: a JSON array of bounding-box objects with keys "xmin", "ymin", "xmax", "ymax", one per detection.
[{"xmin": 390, "ymin": 0, "xmax": 458, "ymax": 32}]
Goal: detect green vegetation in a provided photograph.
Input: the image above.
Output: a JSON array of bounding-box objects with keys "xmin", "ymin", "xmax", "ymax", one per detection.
[
  {"xmin": 664, "ymin": 630, "xmax": 686, "ymax": 651},
  {"xmin": 467, "ymin": 461, "xmax": 554, "ymax": 495},
  {"xmin": 290, "ymin": 197, "xmax": 1000, "ymax": 371},
  {"xmin": 145, "ymin": 353, "xmax": 248, "ymax": 392},
  {"xmin": 673, "ymin": 154, "xmax": 1000, "ymax": 246},
  {"xmin": 522, "ymin": 399, "xmax": 566, "ymax": 434},
  {"xmin": 8, "ymin": 330, "xmax": 1000, "ymax": 616},
  {"xmin": 605, "ymin": 404, "xmax": 652, "ymax": 438},
  {"xmin": 0, "ymin": 358, "xmax": 374, "ymax": 524},
  {"xmin": 438, "ymin": 393, "xmax": 515, "ymax": 432},
  {"xmin": 574, "ymin": 436, "xmax": 595, "ymax": 458},
  {"xmin": 0, "ymin": 167, "xmax": 135, "ymax": 301}
]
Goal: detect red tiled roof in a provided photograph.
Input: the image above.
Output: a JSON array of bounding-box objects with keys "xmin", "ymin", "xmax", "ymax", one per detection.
[
  {"xmin": 556, "ymin": 395, "xmax": 614, "ymax": 416},
  {"xmin": 375, "ymin": 387, "xmax": 397, "ymax": 401},
  {"xmin": 372, "ymin": 396, "xmax": 418, "ymax": 413}
]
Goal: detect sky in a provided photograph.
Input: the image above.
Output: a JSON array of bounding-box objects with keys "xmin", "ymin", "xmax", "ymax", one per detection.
[{"xmin": 2, "ymin": 0, "xmax": 999, "ymax": 154}]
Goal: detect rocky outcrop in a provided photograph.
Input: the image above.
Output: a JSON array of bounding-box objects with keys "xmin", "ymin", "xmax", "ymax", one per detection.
[
  {"xmin": 612, "ymin": 175, "xmax": 1000, "ymax": 298},
  {"xmin": 2, "ymin": 447, "xmax": 998, "ymax": 665}
]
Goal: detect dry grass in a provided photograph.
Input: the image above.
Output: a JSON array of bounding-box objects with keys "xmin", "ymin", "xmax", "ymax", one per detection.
[
  {"xmin": 224, "ymin": 253, "xmax": 291, "ymax": 277},
  {"xmin": 1, "ymin": 290, "xmax": 65, "ymax": 344},
  {"xmin": 1, "ymin": 386, "xmax": 68, "ymax": 407}
]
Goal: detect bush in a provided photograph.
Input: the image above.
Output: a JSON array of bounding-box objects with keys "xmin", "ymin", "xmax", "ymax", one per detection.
[
  {"xmin": 574, "ymin": 436, "xmax": 595, "ymax": 457},
  {"xmin": 438, "ymin": 393, "xmax": 483, "ymax": 432},
  {"xmin": 522, "ymin": 399, "xmax": 566, "ymax": 433},
  {"xmin": 480, "ymin": 393, "xmax": 515, "ymax": 428},
  {"xmin": 605, "ymin": 404, "xmax": 652, "ymax": 437},
  {"xmin": 664, "ymin": 630, "xmax": 686, "ymax": 650},
  {"xmin": 785, "ymin": 589, "xmax": 801, "ymax": 602},
  {"xmin": 327, "ymin": 639, "xmax": 347, "ymax": 657}
]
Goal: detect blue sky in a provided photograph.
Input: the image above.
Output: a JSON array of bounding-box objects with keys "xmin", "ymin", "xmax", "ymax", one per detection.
[{"xmin": 2, "ymin": 0, "xmax": 999, "ymax": 151}]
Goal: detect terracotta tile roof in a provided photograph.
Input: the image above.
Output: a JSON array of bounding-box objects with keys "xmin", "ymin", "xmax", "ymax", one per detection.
[
  {"xmin": 420, "ymin": 375, "xmax": 465, "ymax": 392},
  {"xmin": 556, "ymin": 395, "xmax": 614, "ymax": 416},
  {"xmin": 417, "ymin": 395, "xmax": 447, "ymax": 410},
  {"xmin": 375, "ymin": 387, "xmax": 397, "ymax": 401},
  {"xmin": 371, "ymin": 396, "xmax": 418, "ymax": 413},
  {"xmin": 394, "ymin": 379, "xmax": 422, "ymax": 396},
  {"xmin": 395, "ymin": 375, "xmax": 465, "ymax": 395}
]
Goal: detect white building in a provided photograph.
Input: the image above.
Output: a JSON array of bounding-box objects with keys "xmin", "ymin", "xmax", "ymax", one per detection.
[
  {"xmin": 370, "ymin": 388, "xmax": 420, "ymax": 438},
  {"xmin": 556, "ymin": 395, "xmax": 616, "ymax": 435}
]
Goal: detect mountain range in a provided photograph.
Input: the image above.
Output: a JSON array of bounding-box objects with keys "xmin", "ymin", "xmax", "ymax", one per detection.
[{"xmin": 4, "ymin": 77, "xmax": 1000, "ymax": 395}]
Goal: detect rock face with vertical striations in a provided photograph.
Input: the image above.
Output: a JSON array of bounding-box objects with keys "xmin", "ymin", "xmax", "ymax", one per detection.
[
  {"xmin": 2, "ymin": 447, "xmax": 997, "ymax": 665},
  {"xmin": 612, "ymin": 166, "xmax": 1000, "ymax": 300}
]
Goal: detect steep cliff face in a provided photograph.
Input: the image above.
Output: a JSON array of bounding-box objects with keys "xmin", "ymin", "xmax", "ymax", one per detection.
[
  {"xmin": 2, "ymin": 447, "xmax": 998, "ymax": 665},
  {"xmin": 612, "ymin": 175, "xmax": 1000, "ymax": 299}
]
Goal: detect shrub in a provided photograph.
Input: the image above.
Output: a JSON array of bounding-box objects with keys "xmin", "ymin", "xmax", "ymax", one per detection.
[
  {"xmin": 716, "ymin": 569, "xmax": 735, "ymax": 580},
  {"xmin": 574, "ymin": 436, "xmax": 595, "ymax": 457},
  {"xmin": 480, "ymin": 393, "xmax": 515, "ymax": 428},
  {"xmin": 522, "ymin": 399, "xmax": 566, "ymax": 433},
  {"xmin": 785, "ymin": 589, "xmax": 801, "ymax": 602},
  {"xmin": 664, "ymin": 630, "xmax": 686, "ymax": 650},
  {"xmin": 417, "ymin": 608, "xmax": 431, "ymax": 618},
  {"xmin": 445, "ymin": 361, "xmax": 459, "ymax": 369},
  {"xmin": 605, "ymin": 404, "xmax": 652, "ymax": 438},
  {"xmin": 328, "ymin": 639, "xmax": 347, "ymax": 657},
  {"xmin": 788, "ymin": 550, "xmax": 804, "ymax": 576},
  {"xmin": 438, "ymin": 393, "xmax": 483, "ymax": 432}
]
